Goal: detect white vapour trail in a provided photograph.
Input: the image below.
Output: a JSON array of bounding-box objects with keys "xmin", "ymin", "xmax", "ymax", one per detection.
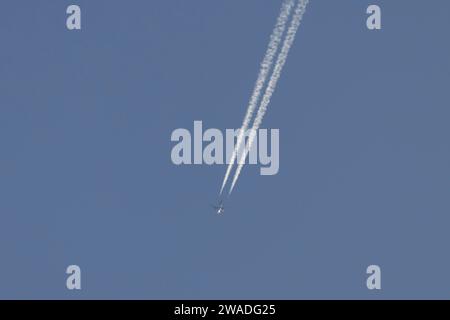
[
  {"xmin": 219, "ymin": 0, "xmax": 295, "ymax": 195},
  {"xmin": 229, "ymin": 0, "xmax": 309, "ymax": 194}
]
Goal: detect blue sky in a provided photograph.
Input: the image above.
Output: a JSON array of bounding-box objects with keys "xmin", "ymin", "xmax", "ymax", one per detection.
[{"xmin": 0, "ymin": 0, "xmax": 449, "ymax": 299}]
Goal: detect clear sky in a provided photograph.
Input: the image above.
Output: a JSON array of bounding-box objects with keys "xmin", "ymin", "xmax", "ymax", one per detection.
[{"xmin": 0, "ymin": 0, "xmax": 449, "ymax": 299}]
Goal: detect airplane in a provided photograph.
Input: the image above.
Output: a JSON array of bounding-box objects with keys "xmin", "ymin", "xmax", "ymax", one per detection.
[{"xmin": 211, "ymin": 200, "xmax": 225, "ymax": 215}]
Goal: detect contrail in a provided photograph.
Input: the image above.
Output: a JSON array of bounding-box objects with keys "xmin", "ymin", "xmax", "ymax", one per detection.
[
  {"xmin": 219, "ymin": 0, "xmax": 295, "ymax": 195},
  {"xmin": 229, "ymin": 0, "xmax": 309, "ymax": 194}
]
